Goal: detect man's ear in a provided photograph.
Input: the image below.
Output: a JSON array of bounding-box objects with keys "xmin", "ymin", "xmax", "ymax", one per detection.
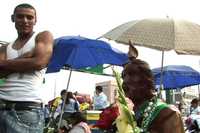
[
  {"xmin": 34, "ymin": 17, "xmax": 37, "ymax": 25},
  {"xmin": 11, "ymin": 15, "xmax": 14, "ymax": 22}
]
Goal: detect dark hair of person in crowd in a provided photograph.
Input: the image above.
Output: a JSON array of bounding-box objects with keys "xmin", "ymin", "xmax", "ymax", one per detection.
[
  {"xmin": 69, "ymin": 112, "xmax": 87, "ymax": 125},
  {"xmin": 65, "ymin": 91, "xmax": 74, "ymax": 104},
  {"xmin": 60, "ymin": 89, "xmax": 66, "ymax": 96},
  {"xmin": 191, "ymin": 98, "xmax": 199, "ymax": 105},
  {"xmin": 96, "ymin": 86, "xmax": 103, "ymax": 93}
]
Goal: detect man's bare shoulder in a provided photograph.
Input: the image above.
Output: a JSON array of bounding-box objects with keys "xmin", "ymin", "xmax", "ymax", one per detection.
[
  {"xmin": 153, "ymin": 105, "xmax": 181, "ymax": 124},
  {"xmin": 35, "ymin": 31, "xmax": 53, "ymax": 43},
  {"xmin": 37, "ymin": 30, "xmax": 53, "ymax": 36},
  {"xmin": 149, "ymin": 105, "xmax": 184, "ymax": 133}
]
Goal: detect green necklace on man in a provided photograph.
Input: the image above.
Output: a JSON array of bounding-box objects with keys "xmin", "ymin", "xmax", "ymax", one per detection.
[{"xmin": 136, "ymin": 96, "xmax": 168, "ymax": 132}]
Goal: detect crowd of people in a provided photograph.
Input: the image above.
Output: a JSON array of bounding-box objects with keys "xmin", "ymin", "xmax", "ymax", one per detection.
[
  {"xmin": 44, "ymin": 86, "xmax": 110, "ymax": 133},
  {"xmin": 0, "ymin": 2, "xmax": 198, "ymax": 133},
  {"xmin": 185, "ymin": 98, "xmax": 200, "ymax": 132}
]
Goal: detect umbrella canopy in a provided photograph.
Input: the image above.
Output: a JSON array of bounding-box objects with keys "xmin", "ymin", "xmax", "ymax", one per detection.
[
  {"xmin": 46, "ymin": 36, "xmax": 129, "ymax": 128},
  {"xmin": 152, "ymin": 65, "xmax": 200, "ymax": 89},
  {"xmin": 102, "ymin": 18, "xmax": 200, "ymax": 55},
  {"xmin": 46, "ymin": 36, "xmax": 128, "ymax": 73}
]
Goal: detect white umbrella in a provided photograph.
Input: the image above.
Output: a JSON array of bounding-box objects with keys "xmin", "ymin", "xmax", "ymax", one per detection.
[
  {"xmin": 102, "ymin": 18, "xmax": 200, "ymax": 95},
  {"xmin": 102, "ymin": 18, "xmax": 200, "ymax": 55}
]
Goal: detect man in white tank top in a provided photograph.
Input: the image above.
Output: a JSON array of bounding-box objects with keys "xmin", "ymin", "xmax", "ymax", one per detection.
[{"xmin": 0, "ymin": 3, "xmax": 53, "ymax": 133}]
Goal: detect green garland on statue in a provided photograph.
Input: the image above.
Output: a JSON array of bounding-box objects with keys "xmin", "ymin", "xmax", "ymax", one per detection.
[{"xmin": 112, "ymin": 68, "xmax": 168, "ymax": 133}]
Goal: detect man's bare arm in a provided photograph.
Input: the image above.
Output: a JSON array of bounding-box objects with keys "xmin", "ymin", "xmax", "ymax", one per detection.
[
  {"xmin": 0, "ymin": 31, "xmax": 53, "ymax": 73},
  {"xmin": 0, "ymin": 44, "xmax": 12, "ymax": 78},
  {"xmin": 0, "ymin": 45, "xmax": 7, "ymax": 61}
]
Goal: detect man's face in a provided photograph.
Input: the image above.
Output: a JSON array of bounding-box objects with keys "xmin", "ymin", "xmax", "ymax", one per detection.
[
  {"xmin": 191, "ymin": 103, "xmax": 198, "ymax": 108},
  {"xmin": 13, "ymin": 7, "xmax": 36, "ymax": 35},
  {"xmin": 122, "ymin": 63, "xmax": 142, "ymax": 103},
  {"xmin": 95, "ymin": 90, "xmax": 100, "ymax": 96},
  {"xmin": 61, "ymin": 93, "xmax": 66, "ymax": 100}
]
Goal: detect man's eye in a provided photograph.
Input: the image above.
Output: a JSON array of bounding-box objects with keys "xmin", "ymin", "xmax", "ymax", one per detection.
[
  {"xmin": 16, "ymin": 14, "xmax": 34, "ymax": 20},
  {"xmin": 27, "ymin": 16, "xmax": 34, "ymax": 20},
  {"xmin": 16, "ymin": 15, "xmax": 24, "ymax": 19}
]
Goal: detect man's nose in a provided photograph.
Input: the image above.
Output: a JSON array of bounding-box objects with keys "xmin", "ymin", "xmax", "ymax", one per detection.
[{"xmin": 22, "ymin": 17, "xmax": 29, "ymax": 23}]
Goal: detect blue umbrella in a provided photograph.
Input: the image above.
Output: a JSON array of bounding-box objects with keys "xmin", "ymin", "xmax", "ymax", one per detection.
[
  {"xmin": 46, "ymin": 36, "xmax": 128, "ymax": 128},
  {"xmin": 46, "ymin": 36, "xmax": 128, "ymax": 73},
  {"xmin": 152, "ymin": 65, "xmax": 200, "ymax": 89}
]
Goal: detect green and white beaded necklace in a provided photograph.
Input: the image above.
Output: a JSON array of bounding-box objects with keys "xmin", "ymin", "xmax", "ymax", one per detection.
[{"xmin": 137, "ymin": 96, "xmax": 168, "ymax": 133}]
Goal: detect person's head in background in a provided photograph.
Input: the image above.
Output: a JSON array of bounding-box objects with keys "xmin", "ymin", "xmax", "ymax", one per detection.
[
  {"xmin": 69, "ymin": 112, "xmax": 87, "ymax": 126},
  {"xmin": 60, "ymin": 89, "xmax": 66, "ymax": 100},
  {"xmin": 95, "ymin": 86, "xmax": 103, "ymax": 96},
  {"xmin": 122, "ymin": 59, "xmax": 156, "ymax": 108},
  {"xmin": 74, "ymin": 91, "xmax": 78, "ymax": 96},
  {"xmin": 67, "ymin": 91, "xmax": 74, "ymax": 98},
  {"xmin": 12, "ymin": 3, "xmax": 37, "ymax": 36},
  {"xmin": 65, "ymin": 91, "xmax": 75, "ymax": 104},
  {"xmin": 191, "ymin": 98, "xmax": 199, "ymax": 109}
]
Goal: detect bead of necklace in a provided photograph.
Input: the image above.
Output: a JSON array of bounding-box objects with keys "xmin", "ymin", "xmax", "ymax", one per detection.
[{"xmin": 138, "ymin": 96, "xmax": 158, "ymax": 132}]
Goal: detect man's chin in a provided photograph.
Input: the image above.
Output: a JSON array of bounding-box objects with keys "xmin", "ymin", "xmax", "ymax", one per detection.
[
  {"xmin": 19, "ymin": 30, "xmax": 33, "ymax": 35},
  {"xmin": 23, "ymin": 30, "xmax": 32, "ymax": 33},
  {"xmin": 131, "ymin": 97, "xmax": 141, "ymax": 104}
]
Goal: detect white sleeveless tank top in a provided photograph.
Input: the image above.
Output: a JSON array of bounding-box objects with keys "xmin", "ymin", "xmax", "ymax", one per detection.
[{"xmin": 0, "ymin": 33, "xmax": 46, "ymax": 103}]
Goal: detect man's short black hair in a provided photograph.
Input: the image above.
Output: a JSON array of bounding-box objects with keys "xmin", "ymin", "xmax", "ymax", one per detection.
[
  {"xmin": 191, "ymin": 98, "xmax": 199, "ymax": 104},
  {"xmin": 60, "ymin": 89, "xmax": 66, "ymax": 96},
  {"xmin": 96, "ymin": 86, "xmax": 103, "ymax": 92},
  {"xmin": 13, "ymin": 3, "xmax": 36, "ymax": 15}
]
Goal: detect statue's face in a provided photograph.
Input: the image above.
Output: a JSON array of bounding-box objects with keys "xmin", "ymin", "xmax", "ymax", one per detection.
[{"xmin": 122, "ymin": 63, "xmax": 144, "ymax": 103}]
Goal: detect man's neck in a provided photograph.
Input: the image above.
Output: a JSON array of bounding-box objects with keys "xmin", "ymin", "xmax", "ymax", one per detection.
[
  {"xmin": 18, "ymin": 32, "xmax": 34, "ymax": 40},
  {"xmin": 13, "ymin": 32, "xmax": 34, "ymax": 50},
  {"xmin": 134, "ymin": 101, "xmax": 145, "ymax": 111},
  {"xmin": 134, "ymin": 96, "xmax": 155, "ymax": 111}
]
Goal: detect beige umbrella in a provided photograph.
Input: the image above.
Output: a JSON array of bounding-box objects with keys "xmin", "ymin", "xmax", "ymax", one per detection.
[
  {"xmin": 102, "ymin": 18, "xmax": 200, "ymax": 96},
  {"xmin": 102, "ymin": 18, "xmax": 200, "ymax": 55}
]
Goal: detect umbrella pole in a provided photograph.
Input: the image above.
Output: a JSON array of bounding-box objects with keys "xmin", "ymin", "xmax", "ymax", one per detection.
[
  {"xmin": 199, "ymin": 60, "xmax": 200, "ymax": 99},
  {"xmin": 158, "ymin": 51, "xmax": 165, "ymax": 98},
  {"xmin": 53, "ymin": 73, "xmax": 58, "ymax": 98},
  {"xmin": 57, "ymin": 68, "xmax": 73, "ymax": 130},
  {"xmin": 198, "ymin": 85, "xmax": 200, "ymax": 99}
]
